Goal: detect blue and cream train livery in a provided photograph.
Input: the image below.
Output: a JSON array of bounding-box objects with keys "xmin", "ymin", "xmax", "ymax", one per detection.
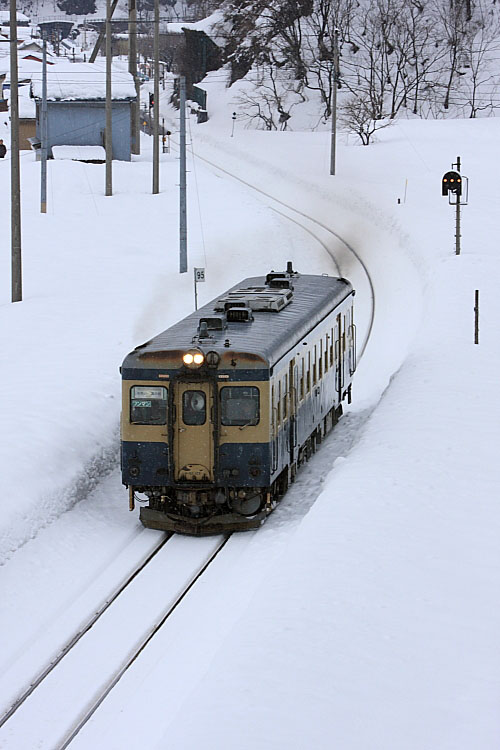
[{"xmin": 120, "ymin": 263, "xmax": 356, "ymax": 535}]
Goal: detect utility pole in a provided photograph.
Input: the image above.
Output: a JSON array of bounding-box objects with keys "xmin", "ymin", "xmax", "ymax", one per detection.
[
  {"xmin": 105, "ymin": 0, "xmax": 113, "ymax": 196},
  {"xmin": 330, "ymin": 28, "xmax": 339, "ymax": 176},
  {"xmin": 10, "ymin": 0, "xmax": 22, "ymax": 302},
  {"xmin": 41, "ymin": 34, "xmax": 48, "ymax": 214},
  {"xmin": 128, "ymin": 0, "xmax": 140, "ymax": 154},
  {"xmin": 152, "ymin": 0, "xmax": 159, "ymax": 194},
  {"xmin": 179, "ymin": 76, "xmax": 187, "ymax": 273},
  {"xmin": 90, "ymin": 0, "xmax": 119, "ymax": 63}
]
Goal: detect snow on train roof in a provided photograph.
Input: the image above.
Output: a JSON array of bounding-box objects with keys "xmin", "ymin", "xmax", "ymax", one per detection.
[{"xmin": 127, "ymin": 273, "xmax": 353, "ymax": 368}]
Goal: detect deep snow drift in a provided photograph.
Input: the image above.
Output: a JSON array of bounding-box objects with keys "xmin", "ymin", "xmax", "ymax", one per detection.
[{"xmin": 1, "ymin": 92, "xmax": 499, "ymax": 750}]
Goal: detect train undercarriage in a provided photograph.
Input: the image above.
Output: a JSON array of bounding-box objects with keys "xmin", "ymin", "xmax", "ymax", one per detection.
[{"xmin": 131, "ymin": 404, "xmax": 343, "ymax": 536}]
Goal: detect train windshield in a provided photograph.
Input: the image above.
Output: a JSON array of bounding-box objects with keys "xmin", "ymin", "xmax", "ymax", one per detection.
[
  {"xmin": 130, "ymin": 386, "xmax": 168, "ymax": 424},
  {"xmin": 221, "ymin": 386, "xmax": 260, "ymax": 426}
]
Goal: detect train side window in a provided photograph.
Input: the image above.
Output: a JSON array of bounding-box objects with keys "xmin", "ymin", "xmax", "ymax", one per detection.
[
  {"xmin": 182, "ymin": 390, "xmax": 206, "ymax": 425},
  {"xmin": 221, "ymin": 386, "xmax": 260, "ymax": 427},
  {"xmin": 324, "ymin": 335, "xmax": 329, "ymax": 372},
  {"xmin": 330, "ymin": 329, "xmax": 334, "ymax": 366},
  {"xmin": 313, "ymin": 346, "xmax": 317, "ymax": 386},
  {"xmin": 306, "ymin": 352, "xmax": 311, "ymax": 393},
  {"xmin": 283, "ymin": 374, "xmax": 288, "ymax": 419},
  {"xmin": 130, "ymin": 385, "xmax": 168, "ymax": 425},
  {"xmin": 318, "ymin": 340, "xmax": 323, "ymax": 380},
  {"xmin": 300, "ymin": 358, "xmax": 305, "ymax": 400}
]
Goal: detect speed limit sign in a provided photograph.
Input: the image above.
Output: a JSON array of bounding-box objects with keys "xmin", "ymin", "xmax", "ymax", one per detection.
[{"xmin": 194, "ymin": 267, "xmax": 205, "ymax": 282}]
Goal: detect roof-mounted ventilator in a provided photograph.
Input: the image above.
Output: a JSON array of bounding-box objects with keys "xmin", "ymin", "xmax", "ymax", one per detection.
[
  {"xmin": 265, "ymin": 261, "xmax": 299, "ymax": 288},
  {"xmin": 226, "ymin": 305, "xmax": 254, "ymax": 323},
  {"xmin": 195, "ymin": 315, "xmax": 227, "ymax": 341},
  {"xmin": 214, "ymin": 286, "xmax": 292, "ymax": 313}
]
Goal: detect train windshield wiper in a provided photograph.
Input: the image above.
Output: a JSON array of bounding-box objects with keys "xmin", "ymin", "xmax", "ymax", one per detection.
[{"xmin": 239, "ymin": 418, "xmax": 258, "ymax": 431}]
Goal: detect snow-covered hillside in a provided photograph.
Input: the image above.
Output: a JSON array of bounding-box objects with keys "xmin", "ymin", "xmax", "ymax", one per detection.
[{"xmin": 0, "ymin": 79, "xmax": 499, "ymax": 749}]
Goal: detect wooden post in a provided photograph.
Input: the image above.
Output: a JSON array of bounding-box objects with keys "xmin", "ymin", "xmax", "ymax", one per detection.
[{"xmin": 474, "ymin": 290, "xmax": 479, "ymax": 345}]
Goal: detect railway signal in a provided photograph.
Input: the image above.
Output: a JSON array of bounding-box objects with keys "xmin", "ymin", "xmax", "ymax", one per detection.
[
  {"xmin": 442, "ymin": 170, "xmax": 462, "ymax": 197},
  {"xmin": 442, "ymin": 157, "xmax": 468, "ymax": 256}
]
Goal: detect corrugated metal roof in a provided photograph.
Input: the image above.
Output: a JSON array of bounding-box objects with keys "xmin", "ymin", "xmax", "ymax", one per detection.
[{"xmin": 126, "ymin": 273, "xmax": 353, "ymax": 368}]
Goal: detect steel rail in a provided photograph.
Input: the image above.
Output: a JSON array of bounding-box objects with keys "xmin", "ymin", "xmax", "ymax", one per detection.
[
  {"xmin": 0, "ymin": 533, "xmax": 172, "ymax": 729},
  {"xmin": 59, "ymin": 534, "xmax": 231, "ymax": 749}
]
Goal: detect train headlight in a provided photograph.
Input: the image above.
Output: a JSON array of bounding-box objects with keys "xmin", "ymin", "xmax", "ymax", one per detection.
[{"xmin": 183, "ymin": 350, "xmax": 204, "ymax": 367}]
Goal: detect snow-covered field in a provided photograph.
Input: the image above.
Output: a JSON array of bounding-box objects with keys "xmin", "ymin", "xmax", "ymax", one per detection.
[{"xmin": 1, "ymin": 84, "xmax": 499, "ymax": 749}]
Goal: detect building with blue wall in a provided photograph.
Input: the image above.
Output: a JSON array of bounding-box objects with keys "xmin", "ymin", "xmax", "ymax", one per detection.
[{"xmin": 31, "ymin": 62, "xmax": 137, "ymax": 161}]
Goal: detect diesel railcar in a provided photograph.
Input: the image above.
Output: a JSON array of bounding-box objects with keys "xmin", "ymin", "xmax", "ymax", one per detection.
[{"xmin": 121, "ymin": 263, "xmax": 356, "ymax": 535}]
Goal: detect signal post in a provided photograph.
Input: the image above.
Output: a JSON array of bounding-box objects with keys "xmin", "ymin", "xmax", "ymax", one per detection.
[{"xmin": 441, "ymin": 157, "xmax": 468, "ymax": 256}]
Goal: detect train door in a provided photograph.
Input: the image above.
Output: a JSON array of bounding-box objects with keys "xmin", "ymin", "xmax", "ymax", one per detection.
[
  {"xmin": 173, "ymin": 382, "xmax": 214, "ymax": 482},
  {"xmin": 289, "ymin": 358, "xmax": 298, "ymax": 465},
  {"xmin": 347, "ymin": 305, "xmax": 357, "ymax": 376},
  {"xmin": 271, "ymin": 383, "xmax": 278, "ymax": 474},
  {"xmin": 335, "ymin": 313, "xmax": 344, "ymax": 399}
]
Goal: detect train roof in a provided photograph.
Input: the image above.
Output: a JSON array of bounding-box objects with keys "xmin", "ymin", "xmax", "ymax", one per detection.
[{"xmin": 124, "ymin": 270, "xmax": 354, "ymax": 370}]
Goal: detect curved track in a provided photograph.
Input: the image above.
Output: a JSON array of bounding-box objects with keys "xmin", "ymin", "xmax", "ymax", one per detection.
[
  {"xmin": 160, "ymin": 120, "xmax": 376, "ymax": 360},
  {"xmin": 1, "ymin": 123, "xmax": 377, "ymax": 748}
]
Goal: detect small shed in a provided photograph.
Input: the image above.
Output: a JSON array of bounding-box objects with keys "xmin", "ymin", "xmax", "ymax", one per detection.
[
  {"xmin": 31, "ymin": 62, "xmax": 137, "ymax": 161},
  {"xmin": 18, "ymin": 84, "xmax": 36, "ymax": 149}
]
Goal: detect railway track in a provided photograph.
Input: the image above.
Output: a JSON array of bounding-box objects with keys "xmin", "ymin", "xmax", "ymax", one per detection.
[
  {"xmin": 0, "ymin": 534, "xmax": 230, "ymax": 749},
  {"xmin": 0, "ymin": 534, "xmax": 171, "ymax": 730},
  {"xmin": 157, "ymin": 118, "xmax": 376, "ymax": 360},
  {"xmin": 1, "ymin": 124, "xmax": 376, "ymax": 748}
]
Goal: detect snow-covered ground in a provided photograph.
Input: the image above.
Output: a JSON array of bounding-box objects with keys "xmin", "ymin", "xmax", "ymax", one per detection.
[{"xmin": 0, "ymin": 80, "xmax": 499, "ymax": 749}]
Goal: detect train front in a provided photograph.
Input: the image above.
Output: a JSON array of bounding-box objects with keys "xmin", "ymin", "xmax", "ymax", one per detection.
[{"xmin": 120, "ymin": 316, "xmax": 272, "ymax": 535}]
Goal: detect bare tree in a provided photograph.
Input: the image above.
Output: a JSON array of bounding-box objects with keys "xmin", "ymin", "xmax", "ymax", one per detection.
[
  {"xmin": 430, "ymin": 0, "xmax": 471, "ymax": 110},
  {"xmin": 339, "ymin": 93, "xmax": 393, "ymax": 144},
  {"xmin": 458, "ymin": 1, "xmax": 500, "ymax": 117},
  {"xmin": 299, "ymin": 0, "xmax": 357, "ymax": 119},
  {"xmin": 235, "ymin": 63, "xmax": 304, "ymax": 129}
]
